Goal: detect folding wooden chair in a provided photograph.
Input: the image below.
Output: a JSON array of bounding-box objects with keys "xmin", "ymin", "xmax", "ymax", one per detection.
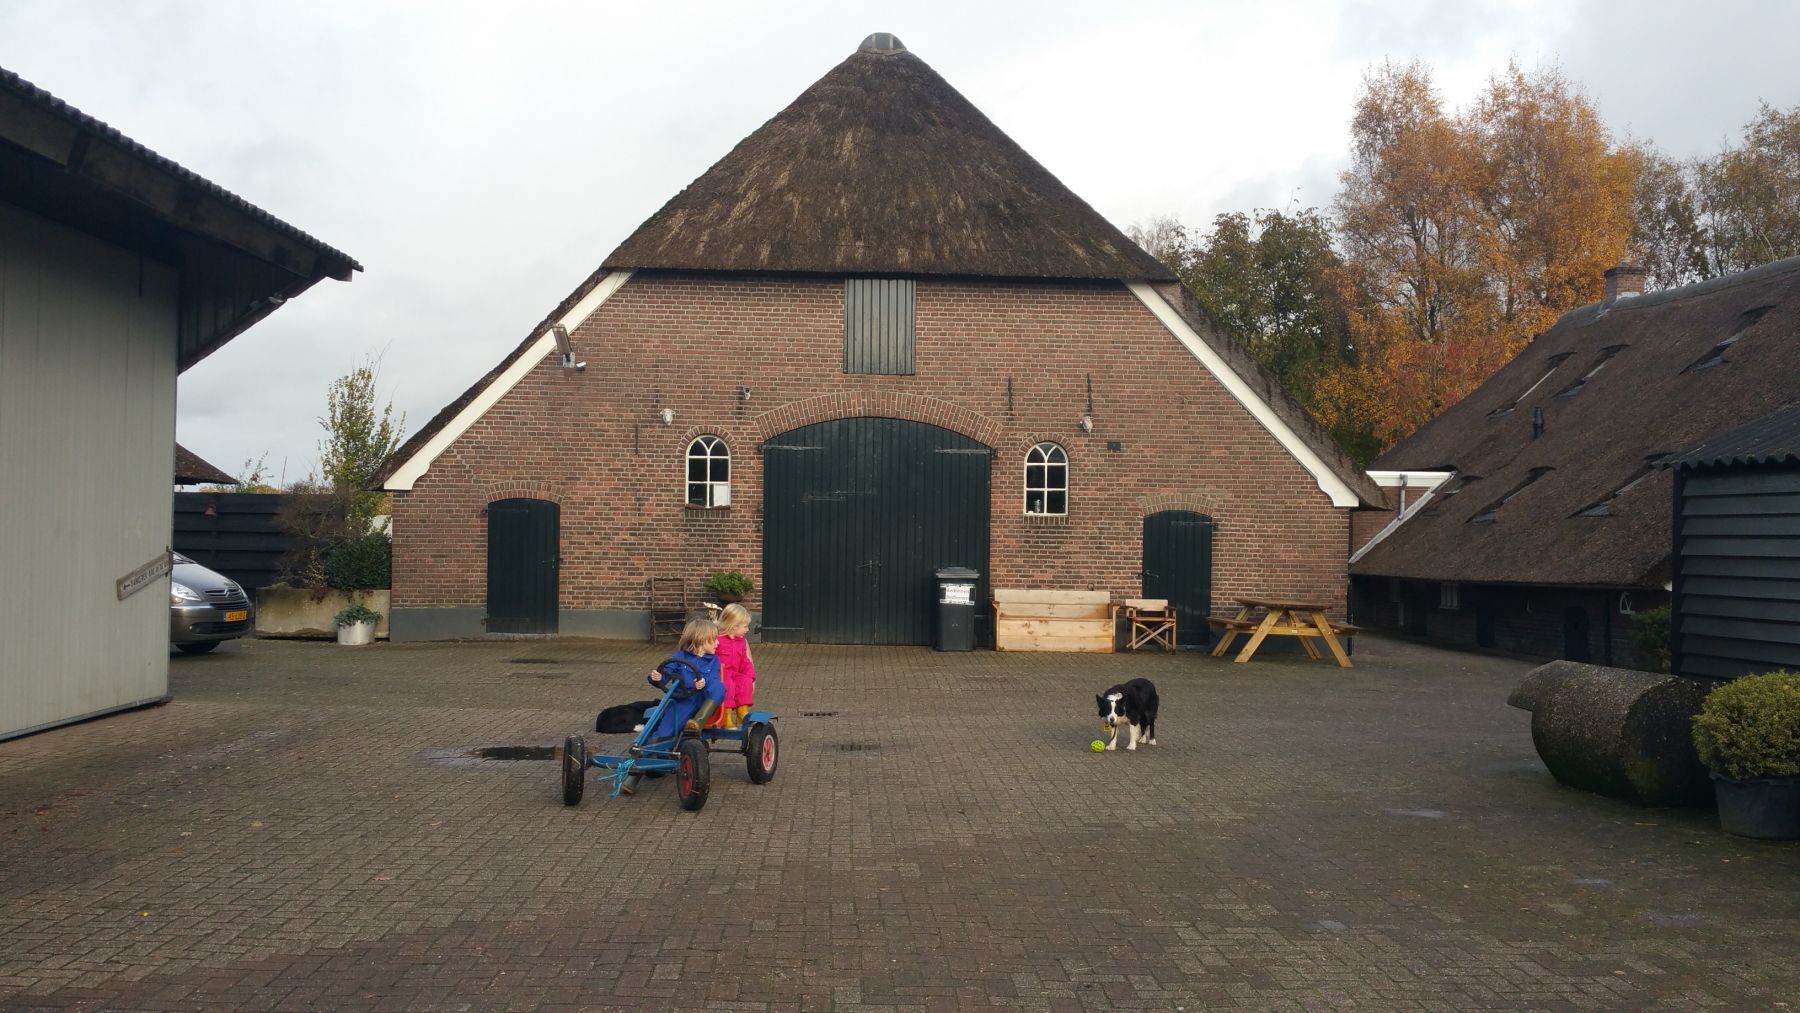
[
  {"xmin": 647, "ymin": 576, "xmax": 691, "ymax": 642},
  {"xmin": 1123, "ymin": 598, "xmax": 1177, "ymax": 651}
]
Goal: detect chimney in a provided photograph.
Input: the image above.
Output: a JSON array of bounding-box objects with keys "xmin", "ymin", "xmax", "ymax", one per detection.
[{"xmin": 1603, "ymin": 264, "xmax": 1649, "ymax": 307}]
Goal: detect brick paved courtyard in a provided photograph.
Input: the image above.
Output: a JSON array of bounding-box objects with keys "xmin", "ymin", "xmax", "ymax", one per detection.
[{"xmin": 2, "ymin": 636, "xmax": 1797, "ymax": 1010}]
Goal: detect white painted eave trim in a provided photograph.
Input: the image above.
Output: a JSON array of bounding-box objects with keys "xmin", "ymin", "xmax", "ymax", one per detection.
[
  {"xmin": 1366, "ymin": 470, "xmax": 1454, "ymax": 490},
  {"xmin": 384, "ymin": 271, "xmax": 634, "ymax": 491},
  {"xmin": 1128, "ymin": 282, "xmax": 1361, "ymax": 508},
  {"xmin": 1349, "ymin": 481, "xmax": 1447, "ymax": 565}
]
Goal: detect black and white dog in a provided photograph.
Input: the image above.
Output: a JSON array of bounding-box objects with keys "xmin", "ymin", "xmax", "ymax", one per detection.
[{"xmin": 1096, "ymin": 678, "xmax": 1159, "ymax": 751}]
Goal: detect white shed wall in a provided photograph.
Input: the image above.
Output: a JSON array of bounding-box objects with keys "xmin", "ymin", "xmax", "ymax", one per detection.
[{"xmin": 1, "ymin": 201, "xmax": 179, "ymax": 739}]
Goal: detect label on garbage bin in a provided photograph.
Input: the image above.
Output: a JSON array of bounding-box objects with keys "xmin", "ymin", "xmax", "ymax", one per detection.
[{"xmin": 940, "ymin": 583, "xmax": 973, "ymax": 605}]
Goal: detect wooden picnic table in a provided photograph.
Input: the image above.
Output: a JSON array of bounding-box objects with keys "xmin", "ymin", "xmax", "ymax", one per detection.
[{"xmin": 1206, "ymin": 596, "xmax": 1359, "ymax": 667}]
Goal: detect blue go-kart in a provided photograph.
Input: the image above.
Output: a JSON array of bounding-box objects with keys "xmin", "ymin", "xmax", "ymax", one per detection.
[{"xmin": 560, "ymin": 660, "xmax": 778, "ymax": 812}]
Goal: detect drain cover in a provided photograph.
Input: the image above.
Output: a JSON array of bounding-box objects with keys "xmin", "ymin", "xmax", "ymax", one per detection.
[
  {"xmin": 833, "ymin": 743, "xmax": 879, "ymax": 752},
  {"xmin": 801, "ymin": 711, "xmax": 838, "ymax": 718},
  {"xmin": 508, "ymin": 658, "xmax": 556, "ymax": 665}
]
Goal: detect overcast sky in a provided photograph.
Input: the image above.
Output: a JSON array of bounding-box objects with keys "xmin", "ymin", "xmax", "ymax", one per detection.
[{"xmin": 5, "ymin": 0, "xmax": 1797, "ymax": 485}]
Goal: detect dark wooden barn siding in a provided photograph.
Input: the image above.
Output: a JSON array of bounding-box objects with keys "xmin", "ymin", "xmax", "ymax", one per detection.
[
  {"xmin": 172, "ymin": 492, "xmax": 294, "ymax": 591},
  {"xmin": 1672, "ymin": 466, "xmax": 1800, "ymax": 679}
]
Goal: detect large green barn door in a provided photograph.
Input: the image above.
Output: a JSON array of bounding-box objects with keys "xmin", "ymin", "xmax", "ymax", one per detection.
[
  {"xmin": 1143, "ymin": 510, "xmax": 1214, "ymax": 648},
  {"xmin": 762, "ymin": 418, "xmax": 990, "ymax": 644},
  {"xmin": 487, "ymin": 498, "xmax": 559, "ymax": 635}
]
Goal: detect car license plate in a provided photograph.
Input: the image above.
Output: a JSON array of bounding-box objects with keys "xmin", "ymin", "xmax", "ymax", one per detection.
[{"xmin": 224, "ymin": 609, "xmax": 247, "ymax": 622}]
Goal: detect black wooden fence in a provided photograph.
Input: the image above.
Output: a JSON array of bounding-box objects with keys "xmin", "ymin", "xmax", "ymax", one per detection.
[{"xmin": 172, "ymin": 492, "xmax": 297, "ymax": 591}]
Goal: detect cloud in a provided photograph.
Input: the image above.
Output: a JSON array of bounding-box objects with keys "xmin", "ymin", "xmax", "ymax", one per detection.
[{"xmin": 3, "ymin": 0, "xmax": 1795, "ymax": 479}]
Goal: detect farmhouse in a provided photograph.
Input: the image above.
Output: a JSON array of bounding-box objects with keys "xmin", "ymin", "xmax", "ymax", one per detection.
[
  {"xmin": 0, "ymin": 67, "xmax": 357, "ymax": 740},
  {"xmin": 1352, "ymin": 258, "xmax": 1800, "ymax": 665},
  {"xmin": 379, "ymin": 34, "xmax": 1378, "ymax": 645}
]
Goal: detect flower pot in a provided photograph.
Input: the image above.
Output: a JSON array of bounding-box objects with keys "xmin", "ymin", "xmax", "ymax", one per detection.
[
  {"xmin": 1712, "ymin": 774, "xmax": 1800, "ymax": 840},
  {"xmin": 337, "ymin": 620, "xmax": 376, "ymax": 646},
  {"xmin": 712, "ymin": 592, "xmax": 744, "ymax": 605}
]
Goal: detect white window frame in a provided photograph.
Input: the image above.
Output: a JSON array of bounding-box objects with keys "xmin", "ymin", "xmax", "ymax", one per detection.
[
  {"xmin": 1023, "ymin": 442, "xmax": 1068, "ymax": 516},
  {"xmin": 686, "ymin": 436, "xmax": 730, "ymax": 508},
  {"xmin": 1439, "ymin": 582, "xmax": 1461, "ymax": 611}
]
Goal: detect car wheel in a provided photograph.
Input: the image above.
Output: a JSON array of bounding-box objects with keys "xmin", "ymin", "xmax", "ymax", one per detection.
[{"xmin": 176, "ymin": 642, "xmax": 220, "ymax": 655}]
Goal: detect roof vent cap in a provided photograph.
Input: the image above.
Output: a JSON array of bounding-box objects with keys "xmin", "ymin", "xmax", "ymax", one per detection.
[{"xmin": 859, "ymin": 32, "xmax": 906, "ymax": 54}]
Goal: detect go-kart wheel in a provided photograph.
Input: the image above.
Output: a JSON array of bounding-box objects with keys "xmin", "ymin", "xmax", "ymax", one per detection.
[
  {"xmin": 746, "ymin": 722, "xmax": 778, "ymax": 784},
  {"xmin": 561, "ymin": 735, "xmax": 587, "ymax": 806},
  {"xmin": 676, "ymin": 737, "xmax": 710, "ymax": 812}
]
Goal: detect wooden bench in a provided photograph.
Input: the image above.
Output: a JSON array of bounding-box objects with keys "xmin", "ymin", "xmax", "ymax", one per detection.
[
  {"xmin": 1207, "ymin": 597, "xmax": 1358, "ymax": 667},
  {"xmin": 993, "ymin": 589, "xmax": 1115, "ymax": 653}
]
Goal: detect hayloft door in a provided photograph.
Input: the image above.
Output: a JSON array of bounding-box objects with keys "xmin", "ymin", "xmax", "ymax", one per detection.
[
  {"xmin": 762, "ymin": 418, "xmax": 990, "ymax": 644},
  {"xmin": 487, "ymin": 498, "xmax": 559, "ymax": 635},
  {"xmin": 1142, "ymin": 510, "xmax": 1214, "ymax": 648}
]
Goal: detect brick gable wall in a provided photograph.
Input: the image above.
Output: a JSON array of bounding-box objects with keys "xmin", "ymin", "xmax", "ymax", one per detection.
[{"xmin": 392, "ymin": 272, "xmax": 1349, "ymax": 626}]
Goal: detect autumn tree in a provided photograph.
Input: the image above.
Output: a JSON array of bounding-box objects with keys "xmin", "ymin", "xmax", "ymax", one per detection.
[
  {"xmin": 1134, "ymin": 209, "xmax": 1375, "ymax": 457},
  {"xmin": 1317, "ymin": 61, "xmax": 1638, "ymax": 452},
  {"xmin": 1699, "ymin": 101, "xmax": 1800, "ymax": 274},
  {"xmin": 1631, "ymin": 149, "xmax": 1708, "ymax": 290}
]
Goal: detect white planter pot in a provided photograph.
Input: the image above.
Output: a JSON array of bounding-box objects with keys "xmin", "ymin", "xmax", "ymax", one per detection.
[{"xmin": 337, "ymin": 620, "xmax": 376, "ymax": 646}]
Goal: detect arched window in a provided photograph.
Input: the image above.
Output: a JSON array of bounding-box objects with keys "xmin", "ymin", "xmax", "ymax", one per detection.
[
  {"xmin": 1024, "ymin": 443, "xmax": 1067, "ymax": 515},
  {"xmin": 687, "ymin": 436, "xmax": 730, "ymax": 507}
]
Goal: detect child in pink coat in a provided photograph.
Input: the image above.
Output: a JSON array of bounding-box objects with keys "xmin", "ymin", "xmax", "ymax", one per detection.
[{"xmin": 716, "ymin": 603, "xmax": 758, "ymax": 728}]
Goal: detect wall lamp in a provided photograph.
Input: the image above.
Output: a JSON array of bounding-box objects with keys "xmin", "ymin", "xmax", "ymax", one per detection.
[
  {"xmin": 660, "ymin": 408, "xmax": 676, "ymax": 426},
  {"xmin": 1078, "ymin": 415, "xmax": 1093, "ymax": 434},
  {"xmin": 552, "ymin": 324, "xmax": 585, "ymax": 370}
]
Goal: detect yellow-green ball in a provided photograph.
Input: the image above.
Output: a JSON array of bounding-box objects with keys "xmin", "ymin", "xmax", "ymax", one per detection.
[{"xmin": 1089, "ymin": 739, "xmax": 1106, "ymax": 752}]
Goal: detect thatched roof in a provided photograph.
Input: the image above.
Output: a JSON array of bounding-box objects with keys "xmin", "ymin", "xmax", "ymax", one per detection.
[
  {"xmin": 1353, "ymin": 255, "xmax": 1800, "ymax": 588},
  {"xmin": 602, "ymin": 35, "xmax": 1173, "ymax": 282},
  {"xmin": 174, "ymin": 444, "xmax": 234, "ymax": 485}
]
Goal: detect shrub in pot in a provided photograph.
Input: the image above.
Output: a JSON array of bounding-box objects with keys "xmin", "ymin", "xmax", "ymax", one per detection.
[
  {"xmin": 334, "ymin": 602, "xmax": 383, "ymax": 646},
  {"xmin": 704, "ymin": 570, "xmax": 754, "ymax": 603},
  {"xmin": 1691, "ymin": 671, "xmax": 1800, "ymax": 839}
]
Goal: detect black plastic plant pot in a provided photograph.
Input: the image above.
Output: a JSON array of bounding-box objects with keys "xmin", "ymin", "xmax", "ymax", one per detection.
[{"xmin": 1712, "ymin": 774, "xmax": 1800, "ymax": 840}]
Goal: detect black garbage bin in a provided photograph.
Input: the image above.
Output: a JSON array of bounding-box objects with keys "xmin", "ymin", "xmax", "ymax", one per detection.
[{"xmin": 933, "ymin": 566, "xmax": 980, "ymax": 651}]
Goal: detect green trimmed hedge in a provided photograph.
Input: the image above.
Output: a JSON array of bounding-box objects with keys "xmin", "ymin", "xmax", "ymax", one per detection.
[
  {"xmin": 1692, "ymin": 671, "xmax": 1800, "ymax": 780},
  {"xmin": 325, "ymin": 531, "xmax": 391, "ymax": 591}
]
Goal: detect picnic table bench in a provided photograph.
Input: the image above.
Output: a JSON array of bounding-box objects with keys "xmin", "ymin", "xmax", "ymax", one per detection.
[{"xmin": 1207, "ymin": 596, "xmax": 1358, "ymax": 667}]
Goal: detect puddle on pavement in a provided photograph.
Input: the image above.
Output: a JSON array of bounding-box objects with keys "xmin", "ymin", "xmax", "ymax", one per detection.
[{"xmin": 422, "ymin": 744, "xmax": 562, "ymax": 767}]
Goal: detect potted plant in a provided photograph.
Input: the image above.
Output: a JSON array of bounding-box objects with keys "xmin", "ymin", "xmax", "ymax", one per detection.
[
  {"xmin": 1691, "ymin": 671, "xmax": 1800, "ymax": 839},
  {"xmin": 334, "ymin": 602, "xmax": 382, "ymax": 646},
  {"xmin": 704, "ymin": 570, "xmax": 754, "ymax": 604}
]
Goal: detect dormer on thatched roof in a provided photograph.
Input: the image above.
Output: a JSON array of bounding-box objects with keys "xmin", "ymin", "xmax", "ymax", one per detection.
[
  {"xmin": 1353, "ymin": 255, "xmax": 1800, "ymax": 589},
  {"xmin": 602, "ymin": 34, "xmax": 1174, "ymax": 282}
]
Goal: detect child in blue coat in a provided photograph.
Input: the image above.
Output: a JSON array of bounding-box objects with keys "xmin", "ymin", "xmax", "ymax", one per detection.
[{"xmin": 623, "ymin": 617, "xmax": 725, "ymax": 795}]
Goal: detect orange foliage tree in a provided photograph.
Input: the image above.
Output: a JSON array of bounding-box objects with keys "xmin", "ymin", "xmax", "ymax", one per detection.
[{"xmin": 1314, "ymin": 62, "xmax": 1640, "ymax": 452}]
